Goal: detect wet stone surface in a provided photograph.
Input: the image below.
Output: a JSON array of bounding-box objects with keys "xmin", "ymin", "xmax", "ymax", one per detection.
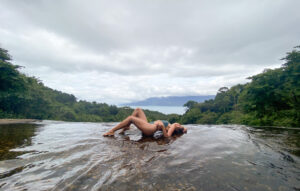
[{"xmin": 0, "ymin": 121, "xmax": 299, "ymax": 191}]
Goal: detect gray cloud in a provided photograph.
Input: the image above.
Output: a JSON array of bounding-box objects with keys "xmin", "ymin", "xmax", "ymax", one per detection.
[{"xmin": 0, "ymin": 0, "xmax": 299, "ymax": 103}]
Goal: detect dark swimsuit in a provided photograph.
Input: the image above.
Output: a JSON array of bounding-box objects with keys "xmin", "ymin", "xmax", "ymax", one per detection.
[
  {"xmin": 141, "ymin": 120, "xmax": 169, "ymax": 137},
  {"xmin": 149, "ymin": 120, "xmax": 170, "ymax": 128}
]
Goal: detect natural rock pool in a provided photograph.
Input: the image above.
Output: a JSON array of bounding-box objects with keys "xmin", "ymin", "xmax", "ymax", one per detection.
[{"xmin": 0, "ymin": 121, "xmax": 299, "ymax": 191}]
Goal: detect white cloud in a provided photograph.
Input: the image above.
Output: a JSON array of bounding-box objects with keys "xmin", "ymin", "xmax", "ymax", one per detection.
[{"xmin": 0, "ymin": 0, "xmax": 299, "ymax": 104}]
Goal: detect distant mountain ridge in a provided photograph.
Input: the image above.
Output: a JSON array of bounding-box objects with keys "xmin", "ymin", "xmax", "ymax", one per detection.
[{"xmin": 123, "ymin": 95, "xmax": 215, "ymax": 106}]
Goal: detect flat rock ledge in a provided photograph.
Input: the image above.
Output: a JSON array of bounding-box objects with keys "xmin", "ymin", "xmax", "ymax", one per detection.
[{"xmin": 0, "ymin": 119, "xmax": 40, "ymax": 124}]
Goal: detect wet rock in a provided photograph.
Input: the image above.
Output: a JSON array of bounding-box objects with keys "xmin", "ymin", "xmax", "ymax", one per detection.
[{"xmin": 0, "ymin": 122, "xmax": 299, "ymax": 190}]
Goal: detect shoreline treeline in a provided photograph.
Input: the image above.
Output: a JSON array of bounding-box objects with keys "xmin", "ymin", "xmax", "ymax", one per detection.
[
  {"xmin": 1, "ymin": 46, "xmax": 299, "ymax": 127},
  {"xmin": 0, "ymin": 47, "xmax": 169, "ymax": 122},
  {"xmin": 179, "ymin": 46, "xmax": 300, "ymax": 127}
]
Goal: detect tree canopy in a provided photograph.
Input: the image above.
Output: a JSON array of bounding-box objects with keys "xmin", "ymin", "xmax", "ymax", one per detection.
[
  {"xmin": 1, "ymin": 45, "xmax": 299, "ymax": 127},
  {"xmin": 180, "ymin": 46, "xmax": 300, "ymax": 127}
]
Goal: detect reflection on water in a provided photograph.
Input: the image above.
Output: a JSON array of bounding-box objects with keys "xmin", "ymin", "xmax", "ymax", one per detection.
[
  {"xmin": 0, "ymin": 123, "xmax": 41, "ymax": 161},
  {"xmin": 0, "ymin": 121, "xmax": 299, "ymax": 191},
  {"xmin": 247, "ymin": 126, "xmax": 300, "ymax": 157}
]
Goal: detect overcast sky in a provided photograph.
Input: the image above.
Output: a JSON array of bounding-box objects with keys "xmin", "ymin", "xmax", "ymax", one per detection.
[{"xmin": 0, "ymin": 0, "xmax": 299, "ymax": 104}]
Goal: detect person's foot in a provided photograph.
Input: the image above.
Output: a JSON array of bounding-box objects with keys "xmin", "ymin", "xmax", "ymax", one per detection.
[
  {"xmin": 119, "ymin": 126, "xmax": 130, "ymax": 134},
  {"xmin": 103, "ymin": 130, "xmax": 115, "ymax": 137}
]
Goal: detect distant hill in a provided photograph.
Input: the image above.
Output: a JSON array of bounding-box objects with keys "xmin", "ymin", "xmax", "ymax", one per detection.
[{"xmin": 123, "ymin": 96, "xmax": 215, "ymax": 106}]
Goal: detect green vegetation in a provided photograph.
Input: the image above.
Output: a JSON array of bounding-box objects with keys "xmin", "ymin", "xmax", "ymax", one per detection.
[
  {"xmin": 1, "ymin": 45, "xmax": 299, "ymax": 127},
  {"xmin": 180, "ymin": 46, "xmax": 300, "ymax": 127},
  {"xmin": 0, "ymin": 47, "xmax": 169, "ymax": 122}
]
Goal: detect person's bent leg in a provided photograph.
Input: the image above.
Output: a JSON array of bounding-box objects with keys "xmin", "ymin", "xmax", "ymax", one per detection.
[
  {"xmin": 134, "ymin": 108, "xmax": 148, "ymax": 122},
  {"xmin": 120, "ymin": 108, "xmax": 147, "ymax": 134},
  {"xmin": 128, "ymin": 116, "xmax": 156, "ymax": 136},
  {"xmin": 103, "ymin": 116, "xmax": 156, "ymax": 136},
  {"xmin": 103, "ymin": 116, "xmax": 132, "ymax": 136}
]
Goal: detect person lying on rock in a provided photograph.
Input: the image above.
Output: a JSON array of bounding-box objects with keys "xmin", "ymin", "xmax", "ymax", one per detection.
[{"xmin": 103, "ymin": 108, "xmax": 187, "ymax": 137}]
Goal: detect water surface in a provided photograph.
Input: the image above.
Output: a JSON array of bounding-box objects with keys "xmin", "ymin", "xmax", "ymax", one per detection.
[{"xmin": 0, "ymin": 121, "xmax": 299, "ymax": 190}]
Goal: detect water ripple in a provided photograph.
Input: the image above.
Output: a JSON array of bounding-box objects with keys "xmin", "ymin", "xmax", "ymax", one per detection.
[{"xmin": 0, "ymin": 122, "xmax": 299, "ymax": 190}]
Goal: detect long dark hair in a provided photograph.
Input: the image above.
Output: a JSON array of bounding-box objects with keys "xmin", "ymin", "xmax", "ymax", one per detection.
[{"xmin": 172, "ymin": 128, "xmax": 184, "ymax": 135}]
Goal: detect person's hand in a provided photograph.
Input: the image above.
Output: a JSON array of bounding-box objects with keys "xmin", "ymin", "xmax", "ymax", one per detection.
[
  {"xmin": 157, "ymin": 123, "xmax": 163, "ymax": 131},
  {"xmin": 154, "ymin": 121, "xmax": 163, "ymax": 130}
]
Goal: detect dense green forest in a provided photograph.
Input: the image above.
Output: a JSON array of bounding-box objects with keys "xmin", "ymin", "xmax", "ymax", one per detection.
[
  {"xmin": 0, "ymin": 47, "xmax": 169, "ymax": 122},
  {"xmin": 179, "ymin": 46, "xmax": 300, "ymax": 127},
  {"xmin": 1, "ymin": 46, "xmax": 299, "ymax": 127}
]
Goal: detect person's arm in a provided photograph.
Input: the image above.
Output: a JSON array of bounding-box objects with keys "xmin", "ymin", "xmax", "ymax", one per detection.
[
  {"xmin": 157, "ymin": 122, "xmax": 169, "ymax": 137},
  {"xmin": 167, "ymin": 123, "xmax": 186, "ymax": 136},
  {"xmin": 161, "ymin": 124, "xmax": 170, "ymax": 137},
  {"xmin": 166, "ymin": 124, "xmax": 176, "ymax": 137},
  {"xmin": 159, "ymin": 123, "xmax": 178, "ymax": 137}
]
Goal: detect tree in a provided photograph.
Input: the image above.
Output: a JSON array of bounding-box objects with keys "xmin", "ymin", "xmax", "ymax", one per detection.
[
  {"xmin": 0, "ymin": 47, "xmax": 11, "ymax": 62},
  {"xmin": 181, "ymin": 46, "xmax": 300, "ymax": 127},
  {"xmin": 184, "ymin": 100, "xmax": 198, "ymax": 110}
]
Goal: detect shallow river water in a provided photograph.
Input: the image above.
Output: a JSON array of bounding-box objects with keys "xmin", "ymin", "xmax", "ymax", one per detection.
[{"xmin": 0, "ymin": 121, "xmax": 299, "ymax": 191}]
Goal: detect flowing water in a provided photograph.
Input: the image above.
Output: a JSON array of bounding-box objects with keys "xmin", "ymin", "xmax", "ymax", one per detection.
[{"xmin": 0, "ymin": 121, "xmax": 299, "ymax": 191}]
